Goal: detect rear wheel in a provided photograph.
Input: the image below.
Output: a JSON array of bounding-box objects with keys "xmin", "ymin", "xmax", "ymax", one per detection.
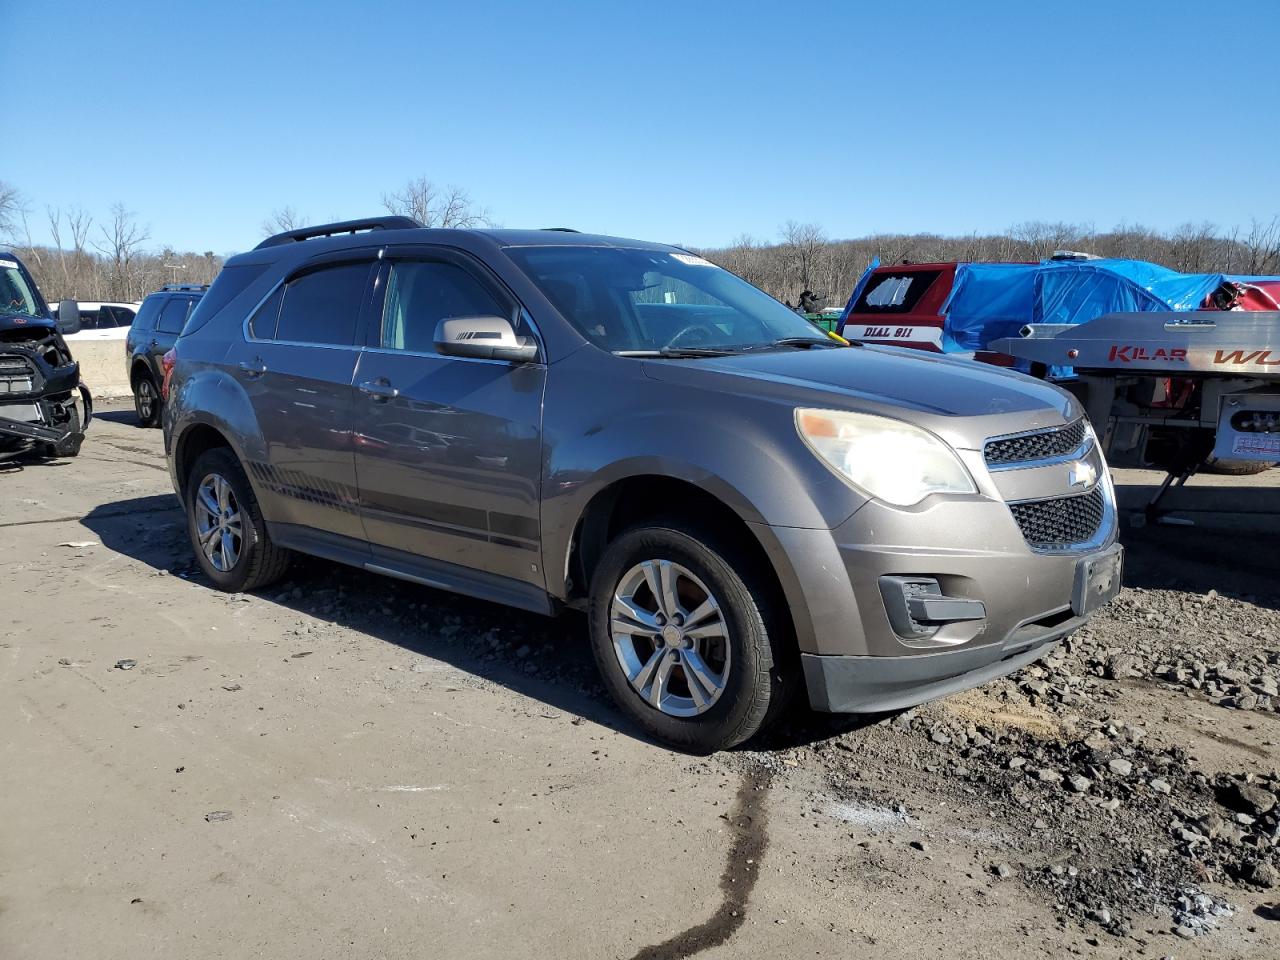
[
  {"xmin": 133, "ymin": 371, "xmax": 161, "ymax": 427},
  {"xmin": 185, "ymin": 448, "xmax": 291, "ymax": 591},
  {"xmin": 588, "ymin": 521, "xmax": 794, "ymax": 753}
]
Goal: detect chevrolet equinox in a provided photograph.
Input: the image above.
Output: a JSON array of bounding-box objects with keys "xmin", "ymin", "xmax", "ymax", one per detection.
[{"xmin": 164, "ymin": 218, "xmax": 1122, "ymax": 751}]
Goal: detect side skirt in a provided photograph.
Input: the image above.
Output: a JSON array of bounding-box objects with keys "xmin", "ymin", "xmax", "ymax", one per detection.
[{"xmin": 269, "ymin": 522, "xmax": 554, "ymax": 616}]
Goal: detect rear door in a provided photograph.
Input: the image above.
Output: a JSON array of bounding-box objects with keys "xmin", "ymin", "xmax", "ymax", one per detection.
[
  {"xmin": 227, "ymin": 255, "xmax": 379, "ymax": 543},
  {"xmin": 351, "ymin": 248, "xmax": 547, "ymax": 592}
]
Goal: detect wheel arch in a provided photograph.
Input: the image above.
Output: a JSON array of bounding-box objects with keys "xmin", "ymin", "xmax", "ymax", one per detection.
[
  {"xmin": 558, "ymin": 472, "xmax": 808, "ymax": 655},
  {"xmin": 130, "ymin": 358, "xmax": 155, "ymax": 387},
  {"xmin": 173, "ymin": 422, "xmax": 238, "ymax": 501}
]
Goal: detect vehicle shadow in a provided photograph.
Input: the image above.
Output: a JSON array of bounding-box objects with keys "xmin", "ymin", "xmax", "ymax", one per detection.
[
  {"xmin": 1119, "ymin": 519, "xmax": 1280, "ymax": 612},
  {"xmin": 0, "ymin": 451, "xmax": 77, "ymax": 472},
  {"xmin": 93, "ymin": 408, "xmax": 142, "ymax": 426},
  {"xmin": 78, "ymin": 494, "xmax": 850, "ymax": 752}
]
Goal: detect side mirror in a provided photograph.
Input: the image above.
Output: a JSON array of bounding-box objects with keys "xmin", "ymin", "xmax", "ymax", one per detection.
[
  {"xmin": 434, "ymin": 315, "xmax": 538, "ymax": 363},
  {"xmin": 56, "ymin": 299, "xmax": 82, "ymax": 336}
]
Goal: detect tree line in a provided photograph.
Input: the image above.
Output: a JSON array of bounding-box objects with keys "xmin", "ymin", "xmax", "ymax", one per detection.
[
  {"xmin": 0, "ymin": 175, "xmax": 490, "ymax": 304},
  {"xmin": 4, "ymin": 175, "xmax": 1278, "ymax": 309},
  {"xmin": 699, "ymin": 219, "xmax": 1280, "ymax": 311},
  {"xmin": 0, "ymin": 189, "xmax": 224, "ymax": 302}
]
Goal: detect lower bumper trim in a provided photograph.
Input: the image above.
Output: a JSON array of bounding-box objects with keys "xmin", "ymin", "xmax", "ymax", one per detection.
[{"xmin": 801, "ymin": 616, "xmax": 1084, "ymax": 714}]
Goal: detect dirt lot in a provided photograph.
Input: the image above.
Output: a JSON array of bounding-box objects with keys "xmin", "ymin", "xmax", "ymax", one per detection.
[{"xmin": 3, "ymin": 402, "xmax": 1279, "ymax": 960}]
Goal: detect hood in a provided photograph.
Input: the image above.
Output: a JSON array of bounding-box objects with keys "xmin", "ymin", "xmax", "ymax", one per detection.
[
  {"xmin": 0, "ymin": 311, "xmax": 57, "ymax": 334},
  {"xmin": 641, "ymin": 344, "xmax": 1079, "ymax": 450}
]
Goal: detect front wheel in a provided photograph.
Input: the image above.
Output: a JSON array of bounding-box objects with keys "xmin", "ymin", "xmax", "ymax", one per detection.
[
  {"xmin": 588, "ymin": 522, "xmax": 794, "ymax": 753},
  {"xmin": 185, "ymin": 448, "xmax": 291, "ymax": 592}
]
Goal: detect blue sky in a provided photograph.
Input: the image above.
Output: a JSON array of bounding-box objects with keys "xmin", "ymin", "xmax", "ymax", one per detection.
[{"xmin": 9, "ymin": 0, "xmax": 1280, "ymax": 255}]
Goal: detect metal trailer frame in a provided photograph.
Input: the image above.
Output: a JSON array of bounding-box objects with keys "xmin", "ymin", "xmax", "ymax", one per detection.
[{"xmin": 990, "ymin": 311, "xmax": 1279, "ymax": 522}]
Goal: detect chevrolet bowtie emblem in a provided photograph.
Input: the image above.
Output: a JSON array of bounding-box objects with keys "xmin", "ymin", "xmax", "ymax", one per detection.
[{"xmin": 1068, "ymin": 461, "xmax": 1097, "ymax": 490}]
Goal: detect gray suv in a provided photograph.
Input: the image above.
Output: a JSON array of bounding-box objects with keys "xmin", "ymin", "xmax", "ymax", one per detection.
[{"xmin": 164, "ymin": 217, "xmax": 1122, "ymax": 751}]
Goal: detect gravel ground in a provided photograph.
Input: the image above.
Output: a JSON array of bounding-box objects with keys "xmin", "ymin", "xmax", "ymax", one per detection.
[{"xmin": 2, "ymin": 404, "xmax": 1277, "ymax": 959}]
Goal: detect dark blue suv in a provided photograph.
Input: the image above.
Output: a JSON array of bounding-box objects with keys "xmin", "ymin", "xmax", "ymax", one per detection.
[{"xmin": 125, "ymin": 284, "xmax": 207, "ymax": 426}]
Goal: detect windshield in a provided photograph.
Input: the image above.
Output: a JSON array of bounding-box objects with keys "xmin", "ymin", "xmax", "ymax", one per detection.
[
  {"xmin": 0, "ymin": 258, "xmax": 44, "ymax": 319},
  {"xmin": 505, "ymin": 246, "xmax": 833, "ymax": 353}
]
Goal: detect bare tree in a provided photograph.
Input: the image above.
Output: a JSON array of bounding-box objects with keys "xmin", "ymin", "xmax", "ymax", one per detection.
[
  {"xmin": 0, "ymin": 180, "xmax": 19, "ymax": 240},
  {"xmin": 260, "ymin": 205, "xmax": 304, "ymax": 237},
  {"xmin": 93, "ymin": 203, "xmax": 150, "ymax": 300},
  {"xmin": 381, "ymin": 176, "xmax": 490, "ymax": 228},
  {"xmin": 46, "ymin": 206, "xmax": 95, "ymax": 298},
  {"xmin": 1242, "ymin": 216, "xmax": 1280, "ymax": 275},
  {"xmin": 1169, "ymin": 221, "xmax": 1217, "ymax": 272},
  {"xmin": 779, "ymin": 221, "xmax": 828, "ymax": 296}
]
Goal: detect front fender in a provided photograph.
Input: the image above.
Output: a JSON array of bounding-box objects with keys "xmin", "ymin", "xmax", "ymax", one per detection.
[{"xmin": 538, "ymin": 351, "xmax": 867, "ymax": 601}]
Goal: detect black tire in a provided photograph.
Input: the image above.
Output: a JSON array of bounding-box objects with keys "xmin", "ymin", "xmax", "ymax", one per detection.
[
  {"xmin": 184, "ymin": 447, "xmax": 291, "ymax": 592},
  {"xmin": 587, "ymin": 521, "xmax": 796, "ymax": 753},
  {"xmin": 1203, "ymin": 457, "xmax": 1274, "ymax": 477},
  {"xmin": 41, "ymin": 405, "xmax": 82, "ymax": 458},
  {"xmin": 133, "ymin": 371, "xmax": 162, "ymax": 427}
]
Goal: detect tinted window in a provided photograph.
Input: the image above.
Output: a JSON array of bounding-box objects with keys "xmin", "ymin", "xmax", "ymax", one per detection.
[
  {"xmin": 132, "ymin": 296, "xmax": 163, "ymax": 332},
  {"xmin": 854, "ymin": 271, "xmax": 941, "ymax": 314},
  {"xmin": 183, "ymin": 263, "xmax": 269, "ymax": 336},
  {"xmin": 100, "ymin": 306, "xmax": 135, "ymax": 327},
  {"xmin": 249, "ymin": 286, "xmax": 284, "ymax": 339},
  {"xmin": 381, "ymin": 260, "xmax": 506, "ymax": 352},
  {"xmin": 156, "ymin": 297, "xmax": 193, "ymax": 334},
  {"xmin": 275, "ymin": 263, "xmax": 370, "ymax": 346}
]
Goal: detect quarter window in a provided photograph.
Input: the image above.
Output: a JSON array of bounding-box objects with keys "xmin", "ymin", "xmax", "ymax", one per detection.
[
  {"xmin": 275, "ymin": 263, "xmax": 371, "ymax": 346},
  {"xmin": 132, "ymin": 296, "xmax": 162, "ymax": 331},
  {"xmin": 380, "ymin": 260, "xmax": 507, "ymax": 352},
  {"xmin": 248, "ymin": 286, "xmax": 284, "ymax": 340}
]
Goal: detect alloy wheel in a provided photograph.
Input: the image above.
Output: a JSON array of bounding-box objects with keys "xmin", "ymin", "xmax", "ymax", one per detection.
[
  {"xmin": 609, "ymin": 559, "xmax": 731, "ymax": 717},
  {"xmin": 136, "ymin": 379, "xmax": 155, "ymax": 420},
  {"xmin": 194, "ymin": 473, "xmax": 244, "ymax": 572}
]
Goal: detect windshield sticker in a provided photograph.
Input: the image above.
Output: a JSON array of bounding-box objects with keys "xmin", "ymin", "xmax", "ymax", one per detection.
[
  {"xmin": 671, "ymin": 253, "xmax": 715, "ymax": 267},
  {"xmin": 0, "ymin": 260, "xmax": 17, "ymax": 270}
]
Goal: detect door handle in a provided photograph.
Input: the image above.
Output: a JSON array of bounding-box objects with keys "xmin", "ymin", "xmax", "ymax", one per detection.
[
  {"xmin": 358, "ymin": 378, "xmax": 399, "ymax": 401},
  {"xmin": 238, "ymin": 359, "xmax": 267, "ymax": 379},
  {"xmin": 149, "ymin": 339, "xmax": 160, "ymax": 348}
]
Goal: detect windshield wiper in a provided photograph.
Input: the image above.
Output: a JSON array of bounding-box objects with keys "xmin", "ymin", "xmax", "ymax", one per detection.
[
  {"xmin": 740, "ymin": 337, "xmax": 846, "ymax": 351},
  {"xmin": 614, "ymin": 347, "xmax": 738, "ymax": 359}
]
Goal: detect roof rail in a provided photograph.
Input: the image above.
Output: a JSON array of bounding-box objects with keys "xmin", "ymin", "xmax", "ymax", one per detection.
[
  {"xmin": 162, "ymin": 283, "xmax": 209, "ymax": 292},
  {"xmin": 541, "ymin": 227, "xmax": 580, "ymax": 233},
  {"xmin": 254, "ymin": 216, "xmax": 423, "ymax": 251}
]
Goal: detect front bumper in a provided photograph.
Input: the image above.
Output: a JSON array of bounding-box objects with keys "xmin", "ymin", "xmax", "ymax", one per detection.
[
  {"xmin": 0, "ymin": 342, "xmax": 91, "ymax": 451},
  {"xmin": 801, "ymin": 614, "xmax": 1078, "ymax": 713},
  {"xmin": 753, "ymin": 481, "xmax": 1121, "ymax": 714}
]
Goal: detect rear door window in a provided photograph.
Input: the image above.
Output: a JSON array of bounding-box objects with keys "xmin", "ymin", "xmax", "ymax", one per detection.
[
  {"xmin": 855, "ymin": 271, "xmax": 942, "ymax": 313},
  {"xmin": 156, "ymin": 297, "xmax": 194, "ymax": 334},
  {"xmin": 275, "ymin": 263, "xmax": 372, "ymax": 346}
]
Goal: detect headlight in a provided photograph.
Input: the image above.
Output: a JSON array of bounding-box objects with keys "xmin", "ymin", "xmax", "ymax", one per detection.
[{"xmin": 795, "ymin": 408, "xmax": 976, "ymax": 507}]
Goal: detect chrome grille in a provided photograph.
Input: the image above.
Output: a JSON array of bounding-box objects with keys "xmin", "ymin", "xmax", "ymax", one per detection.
[
  {"xmin": 1008, "ymin": 488, "xmax": 1105, "ymax": 548},
  {"xmin": 0, "ymin": 354, "xmax": 36, "ymax": 394},
  {"xmin": 984, "ymin": 419, "xmax": 1087, "ymax": 466}
]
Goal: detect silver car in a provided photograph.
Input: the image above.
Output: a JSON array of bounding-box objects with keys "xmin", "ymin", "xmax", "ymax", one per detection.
[{"xmin": 164, "ymin": 218, "xmax": 1122, "ymax": 752}]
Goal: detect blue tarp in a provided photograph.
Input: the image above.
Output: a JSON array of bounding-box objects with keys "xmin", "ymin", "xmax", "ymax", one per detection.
[{"xmin": 939, "ymin": 259, "xmax": 1235, "ymax": 373}]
